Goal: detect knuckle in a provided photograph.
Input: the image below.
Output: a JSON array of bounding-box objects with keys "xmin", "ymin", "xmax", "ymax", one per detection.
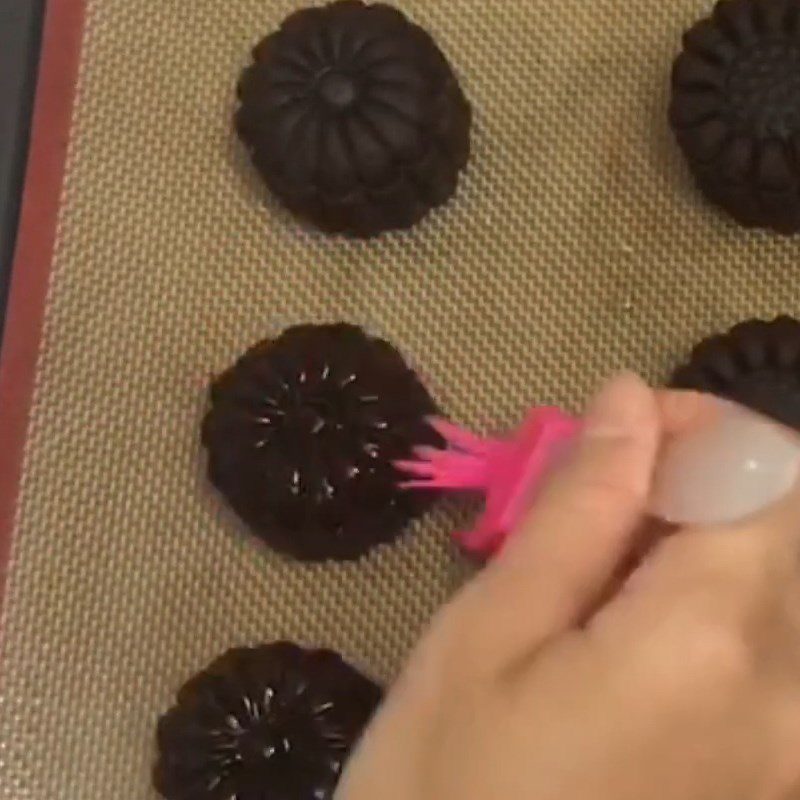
[
  {"xmin": 588, "ymin": 471, "xmax": 644, "ymax": 506},
  {"xmin": 659, "ymin": 526, "xmax": 777, "ymax": 590},
  {"xmin": 563, "ymin": 478, "xmax": 641, "ymax": 521},
  {"xmin": 681, "ymin": 622, "xmax": 753, "ymax": 684},
  {"xmin": 643, "ymin": 613, "xmax": 754, "ymax": 689}
]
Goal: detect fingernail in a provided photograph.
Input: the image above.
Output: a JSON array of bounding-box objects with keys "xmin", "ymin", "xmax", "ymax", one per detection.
[
  {"xmin": 584, "ymin": 372, "xmax": 650, "ymax": 439},
  {"xmin": 651, "ymin": 401, "xmax": 800, "ymax": 526}
]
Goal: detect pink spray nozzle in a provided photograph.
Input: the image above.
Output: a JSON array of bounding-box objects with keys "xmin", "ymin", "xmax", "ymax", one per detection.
[{"xmin": 395, "ymin": 408, "xmax": 581, "ymax": 558}]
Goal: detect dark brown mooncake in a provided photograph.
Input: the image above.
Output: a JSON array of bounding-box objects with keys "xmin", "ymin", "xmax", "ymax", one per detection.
[
  {"xmin": 670, "ymin": 0, "xmax": 800, "ymax": 233},
  {"xmin": 671, "ymin": 316, "xmax": 800, "ymax": 428},
  {"xmin": 154, "ymin": 643, "xmax": 383, "ymax": 800},
  {"xmin": 235, "ymin": 0, "xmax": 471, "ymax": 237},
  {"xmin": 202, "ymin": 323, "xmax": 442, "ymax": 562}
]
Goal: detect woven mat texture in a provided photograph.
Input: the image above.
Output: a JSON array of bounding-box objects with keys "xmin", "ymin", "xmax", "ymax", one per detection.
[{"xmin": 2, "ymin": 0, "xmax": 800, "ymax": 797}]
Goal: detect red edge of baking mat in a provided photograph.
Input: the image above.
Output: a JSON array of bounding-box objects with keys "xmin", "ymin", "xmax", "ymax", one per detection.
[{"xmin": 0, "ymin": 0, "xmax": 86, "ymax": 621}]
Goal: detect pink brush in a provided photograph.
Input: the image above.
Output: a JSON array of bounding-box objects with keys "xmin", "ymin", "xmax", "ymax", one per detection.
[{"xmin": 395, "ymin": 408, "xmax": 581, "ymax": 558}]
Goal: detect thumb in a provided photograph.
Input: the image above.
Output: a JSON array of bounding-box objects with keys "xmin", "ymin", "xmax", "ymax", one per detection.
[{"xmin": 458, "ymin": 372, "xmax": 661, "ymax": 669}]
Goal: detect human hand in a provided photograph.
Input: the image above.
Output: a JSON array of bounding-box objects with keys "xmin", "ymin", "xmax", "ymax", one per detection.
[{"xmin": 336, "ymin": 373, "xmax": 800, "ymax": 800}]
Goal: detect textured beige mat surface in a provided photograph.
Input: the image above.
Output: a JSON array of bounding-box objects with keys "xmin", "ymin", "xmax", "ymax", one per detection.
[{"xmin": 3, "ymin": 0, "xmax": 800, "ymax": 797}]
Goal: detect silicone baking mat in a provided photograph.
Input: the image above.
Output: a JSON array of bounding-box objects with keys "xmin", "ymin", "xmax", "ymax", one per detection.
[{"xmin": 2, "ymin": 0, "xmax": 800, "ymax": 797}]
